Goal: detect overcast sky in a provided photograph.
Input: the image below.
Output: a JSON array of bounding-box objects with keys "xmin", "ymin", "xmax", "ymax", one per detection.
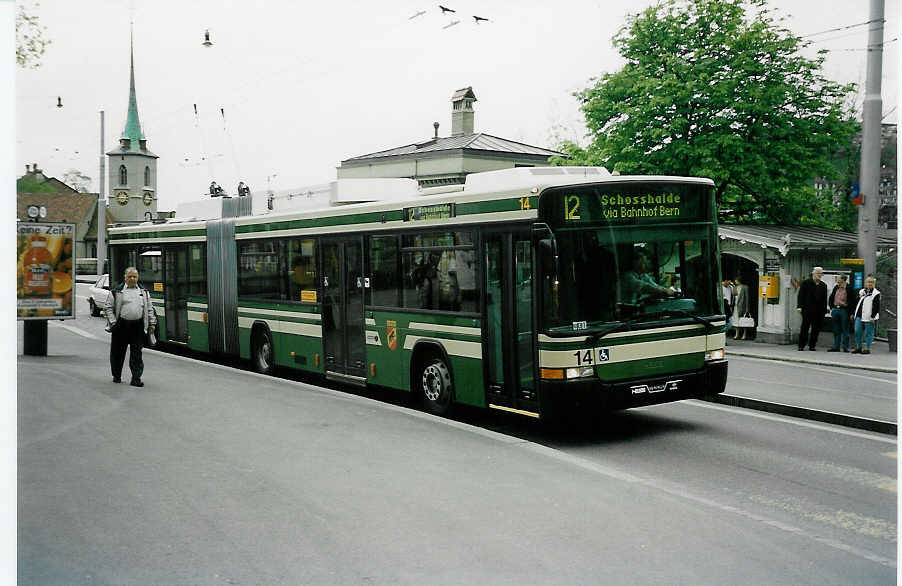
[{"xmin": 15, "ymin": 0, "xmax": 899, "ymax": 210}]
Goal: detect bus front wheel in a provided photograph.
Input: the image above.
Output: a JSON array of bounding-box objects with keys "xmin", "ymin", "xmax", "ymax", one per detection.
[
  {"xmin": 252, "ymin": 329, "xmax": 274, "ymax": 375},
  {"xmin": 420, "ymin": 358, "xmax": 453, "ymax": 415}
]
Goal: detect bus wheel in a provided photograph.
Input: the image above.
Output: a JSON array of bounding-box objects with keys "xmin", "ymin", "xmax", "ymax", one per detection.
[
  {"xmin": 252, "ymin": 329, "xmax": 274, "ymax": 375},
  {"xmin": 421, "ymin": 358, "xmax": 453, "ymax": 415}
]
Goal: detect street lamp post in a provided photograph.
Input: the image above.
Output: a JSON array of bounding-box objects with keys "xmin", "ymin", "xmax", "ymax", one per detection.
[{"xmin": 97, "ymin": 110, "xmax": 106, "ymax": 276}]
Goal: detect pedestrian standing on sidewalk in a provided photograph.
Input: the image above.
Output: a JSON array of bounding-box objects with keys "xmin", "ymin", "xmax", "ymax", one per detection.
[
  {"xmin": 827, "ymin": 274, "xmax": 854, "ymax": 352},
  {"xmin": 104, "ymin": 266, "xmax": 157, "ymax": 387},
  {"xmin": 852, "ymin": 276, "xmax": 881, "ymax": 355},
  {"xmin": 796, "ymin": 266, "xmax": 828, "ymax": 351},
  {"xmin": 731, "ymin": 276, "xmax": 749, "ymax": 340},
  {"xmin": 722, "ymin": 279, "xmax": 735, "ymax": 335}
]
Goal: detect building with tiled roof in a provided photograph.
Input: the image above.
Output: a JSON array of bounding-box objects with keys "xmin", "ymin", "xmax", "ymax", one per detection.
[
  {"xmin": 337, "ymin": 87, "xmax": 564, "ymax": 187},
  {"xmin": 16, "ymin": 164, "xmax": 112, "ymax": 263}
]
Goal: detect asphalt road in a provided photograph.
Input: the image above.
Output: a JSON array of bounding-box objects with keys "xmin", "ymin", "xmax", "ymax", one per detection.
[{"xmin": 15, "ymin": 285, "xmax": 897, "ymax": 584}]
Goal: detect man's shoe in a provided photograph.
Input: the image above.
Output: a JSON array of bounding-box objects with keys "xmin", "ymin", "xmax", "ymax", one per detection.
[
  {"xmin": 797, "ymin": 347, "xmax": 805, "ymax": 351},
  {"xmin": 112, "ymin": 376, "xmax": 121, "ymax": 383},
  {"xmin": 827, "ymin": 348, "xmax": 840, "ymax": 352},
  {"xmin": 808, "ymin": 347, "xmax": 816, "ymax": 351},
  {"xmin": 862, "ymin": 349, "xmax": 871, "ymax": 355},
  {"xmin": 851, "ymin": 348, "xmax": 862, "ymax": 354},
  {"xmin": 842, "ymin": 348, "xmax": 849, "ymax": 352},
  {"xmin": 130, "ymin": 379, "xmax": 144, "ymax": 387}
]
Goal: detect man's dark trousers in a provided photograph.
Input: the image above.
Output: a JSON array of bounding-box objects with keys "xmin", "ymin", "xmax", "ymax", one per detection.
[
  {"xmin": 798, "ymin": 311, "xmax": 824, "ymax": 350},
  {"xmin": 110, "ymin": 318, "xmax": 144, "ymax": 382}
]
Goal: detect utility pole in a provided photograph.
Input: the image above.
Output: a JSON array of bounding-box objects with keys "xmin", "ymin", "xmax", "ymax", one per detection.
[
  {"xmin": 97, "ymin": 110, "xmax": 106, "ymax": 276},
  {"xmin": 857, "ymin": 0, "xmax": 884, "ymax": 278}
]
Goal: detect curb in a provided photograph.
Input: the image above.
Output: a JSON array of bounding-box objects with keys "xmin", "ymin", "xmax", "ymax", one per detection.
[
  {"xmin": 728, "ymin": 350, "xmax": 897, "ymax": 374},
  {"xmin": 704, "ymin": 393, "xmax": 897, "ymax": 436}
]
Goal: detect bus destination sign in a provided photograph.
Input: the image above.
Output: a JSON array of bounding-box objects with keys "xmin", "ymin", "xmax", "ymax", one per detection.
[
  {"xmin": 403, "ymin": 203, "xmax": 456, "ymax": 222},
  {"xmin": 597, "ymin": 192, "xmax": 683, "ymax": 221},
  {"xmin": 545, "ymin": 183, "xmax": 708, "ymax": 226}
]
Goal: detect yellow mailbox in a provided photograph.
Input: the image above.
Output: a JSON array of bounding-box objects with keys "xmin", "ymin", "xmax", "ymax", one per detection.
[{"xmin": 759, "ymin": 274, "xmax": 779, "ymax": 300}]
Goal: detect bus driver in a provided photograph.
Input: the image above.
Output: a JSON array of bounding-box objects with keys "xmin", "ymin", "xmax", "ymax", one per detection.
[{"xmin": 622, "ymin": 249, "xmax": 670, "ymax": 305}]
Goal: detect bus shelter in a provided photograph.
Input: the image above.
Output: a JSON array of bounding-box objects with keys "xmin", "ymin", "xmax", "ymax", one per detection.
[{"xmin": 718, "ymin": 225, "xmax": 897, "ymax": 345}]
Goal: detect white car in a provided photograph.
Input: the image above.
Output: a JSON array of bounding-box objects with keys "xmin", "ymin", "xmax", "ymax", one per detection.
[{"xmin": 88, "ymin": 274, "xmax": 113, "ymax": 317}]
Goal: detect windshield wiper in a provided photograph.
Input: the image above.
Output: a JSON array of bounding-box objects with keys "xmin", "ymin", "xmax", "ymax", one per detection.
[{"xmin": 651, "ymin": 309, "xmax": 714, "ymax": 334}]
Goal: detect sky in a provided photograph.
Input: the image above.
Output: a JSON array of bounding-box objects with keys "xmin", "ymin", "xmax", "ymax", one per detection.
[{"xmin": 14, "ymin": 0, "xmax": 899, "ymax": 212}]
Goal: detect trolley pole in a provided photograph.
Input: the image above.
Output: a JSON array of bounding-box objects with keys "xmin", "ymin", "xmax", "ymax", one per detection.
[
  {"xmin": 857, "ymin": 0, "xmax": 884, "ymax": 278},
  {"xmin": 97, "ymin": 110, "xmax": 106, "ymax": 276}
]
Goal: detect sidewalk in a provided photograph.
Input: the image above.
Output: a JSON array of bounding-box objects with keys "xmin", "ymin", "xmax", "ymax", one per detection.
[
  {"xmin": 726, "ymin": 336, "xmax": 897, "ymax": 373},
  {"xmin": 713, "ymin": 335, "xmax": 898, "ymax": 435}
]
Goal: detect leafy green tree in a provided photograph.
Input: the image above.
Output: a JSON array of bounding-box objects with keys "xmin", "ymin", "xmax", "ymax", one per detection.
[
  {"xmin": 554, "ymin": 0, "xmax": 859, "ymax": 226},
  {"xmin": 16, "ymin": 2, "xmax": 50, "ymax": 69}
]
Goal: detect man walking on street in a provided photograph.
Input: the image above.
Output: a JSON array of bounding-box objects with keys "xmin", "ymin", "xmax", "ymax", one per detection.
[
  {"xmin": 852, "ymin": 276, "xmax": 881, "ymax": 355},
  {"xmin": 796, "ymin": 266, "xmax": 828, "ymax": 351},
  {"xmin": 828, "ymin": 274, "xmax": 854, "ymax": 352},
  {"xmin": 104, "ymin": 266, "xmax": 157, "ymax": 387}
]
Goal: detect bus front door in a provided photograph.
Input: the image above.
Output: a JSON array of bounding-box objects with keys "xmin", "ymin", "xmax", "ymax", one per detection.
[
  {"xmin": 322, "ymin": 238, "xmax": 366, "ymax": 381},
  {"xmin": 163, "ymin": 245, "xmax": 188, "ymax": 343},
  {"xmin": 484, "ymin": 232, "xmax": 538, "ymax": 417}
]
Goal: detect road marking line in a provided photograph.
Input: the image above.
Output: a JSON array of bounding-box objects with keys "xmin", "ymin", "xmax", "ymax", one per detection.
[
  {"xmin": 48, "ymin": 321, "xmax": 98, "ymax": 340},
  {"xmin": 684, "ymin": 400, "xmax": 897, "ymax": 445}
]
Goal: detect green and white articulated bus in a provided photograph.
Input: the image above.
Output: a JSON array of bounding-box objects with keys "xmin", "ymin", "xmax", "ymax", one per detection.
[{"xmin": 108, "ymin": 166, "xmax": 727, "ymax": 419}]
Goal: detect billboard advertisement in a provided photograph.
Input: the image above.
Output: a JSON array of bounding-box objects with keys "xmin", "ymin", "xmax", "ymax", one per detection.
[{"xmin": 17, "ymin": 222, "xmax": 76, "ymax": 320}]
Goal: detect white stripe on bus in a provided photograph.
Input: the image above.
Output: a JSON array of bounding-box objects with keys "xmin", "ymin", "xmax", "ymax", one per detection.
[
  {"xmin": 109, "ymin": 236, "xmax": 206, "ymax": 245},
  {"xmin": 402, "ymin": 335, "xmax": 482, "ymax": 359},
  {"xmin": 237, "ymin": 316, "xmax": 322, "ymax": 338},
  {"xmin": 237, "ymin": 306, "xmax": 321, "ymax": 321},
  {"xmin": 408, "ymin": 322, "xmax": 481, "ymax": 336},
  {"xmin": 539, "ymin": 334, "xmax": 717, "ymax": 368}
]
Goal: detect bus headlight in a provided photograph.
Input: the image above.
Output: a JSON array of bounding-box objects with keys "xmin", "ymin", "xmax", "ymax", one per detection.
[
  {"xmin": 705, "ymin": 348, "xmax": 726, "ymax": 361},
  {"xmin": 566, "ymin": 366, "xmax": 596, "ymax": 379},
  {"xmin": 540, "ymin": 367, "xmax": 596, "ymax": 380}
]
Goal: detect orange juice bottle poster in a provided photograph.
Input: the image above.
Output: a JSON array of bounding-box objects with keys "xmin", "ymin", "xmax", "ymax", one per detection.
[{"xmin": 17, "ymin": 222, "xmax": 76, "ymax": 320}]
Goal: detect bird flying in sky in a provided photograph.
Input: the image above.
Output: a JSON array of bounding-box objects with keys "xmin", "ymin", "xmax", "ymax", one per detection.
[
  {"xmin": 439, "ymin": 5, "xmax": 455, "ymax": 14},
  {"xmin": 408, "ymin": 10, "xmax": 426, "ymax": 19},
  {"xmin": 473, "ymin": 15, "xmax": 489, "ymax": 23},
  {"xmin": 442, "ymin": 19, "xmax": 460, "ymax": 29}
]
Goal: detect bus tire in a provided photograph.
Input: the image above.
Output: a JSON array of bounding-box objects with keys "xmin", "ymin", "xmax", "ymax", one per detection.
[
  {"xmin": 252, "ymin": 328, "xmax": 274, "ymax": 375},
  {"xmin": 420, "ymin": 357, "xmax": 453, "ymax": 415}
]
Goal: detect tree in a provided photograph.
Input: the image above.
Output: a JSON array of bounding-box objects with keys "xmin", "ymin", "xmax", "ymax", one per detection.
[
  {"xmin": 16, "ymin": 2, "xmax": 50, "ymax": 69},
  {"xmin": 554, "ymin": 0, "xmax": 859, "ymax": 226},
  {"xmin": 63, "ymin": 169, "xmax": 92, "ymax": 193}
]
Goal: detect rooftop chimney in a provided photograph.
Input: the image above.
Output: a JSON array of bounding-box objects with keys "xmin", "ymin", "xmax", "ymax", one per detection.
[
  {"xmin": 450, "ymin": 87, "xmax": 476, "ymax": 136},
  {"xmin": 433, "ymin": 122, "xmax": 440, "ymax": 139}
]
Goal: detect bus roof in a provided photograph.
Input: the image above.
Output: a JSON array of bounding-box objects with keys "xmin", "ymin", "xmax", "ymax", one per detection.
[{"xmin": 109, "ymin": 167, "xmax": 715, "ymax": 237}]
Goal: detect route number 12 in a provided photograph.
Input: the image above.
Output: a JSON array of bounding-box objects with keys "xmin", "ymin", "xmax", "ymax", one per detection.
[{"xmin": 564, "ymin": 195, "xmax": 581, "ymax": 221}]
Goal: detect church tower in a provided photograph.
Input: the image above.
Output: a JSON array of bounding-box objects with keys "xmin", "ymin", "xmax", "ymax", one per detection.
[{"xmin": 106, "ymin": 27, "xmax": 158, "ymax": 223}]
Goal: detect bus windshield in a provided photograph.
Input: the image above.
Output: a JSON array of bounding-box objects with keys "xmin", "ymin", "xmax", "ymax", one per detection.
[{"xmin": 539, "ymin": 182, "xmax": 721, "ymax": 334}]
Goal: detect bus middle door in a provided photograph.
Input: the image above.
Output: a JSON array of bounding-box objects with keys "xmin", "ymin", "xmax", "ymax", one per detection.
[{"xmin": 322, "ymin": 237, "xmax": 366, "ymax": 383}]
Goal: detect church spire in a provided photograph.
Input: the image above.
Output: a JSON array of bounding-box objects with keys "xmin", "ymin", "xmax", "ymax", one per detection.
[{"xmin": 121, "ymin": 23, "xmax": 144, "ymax": 147}]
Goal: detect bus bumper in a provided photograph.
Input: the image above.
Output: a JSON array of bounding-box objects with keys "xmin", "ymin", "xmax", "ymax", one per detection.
[{"xmin": 539, "ymin": 359, "xmax": 728, "ymax": 416}]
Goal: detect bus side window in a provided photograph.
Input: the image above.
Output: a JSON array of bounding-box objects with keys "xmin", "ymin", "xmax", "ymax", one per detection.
[
  {"xmin": 369, "ymin": 235, "xmax": 399, "ymax": 307},
  {"xmin": 288, "ymin": 238, "xmax": 317, "ymax": 303}
]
